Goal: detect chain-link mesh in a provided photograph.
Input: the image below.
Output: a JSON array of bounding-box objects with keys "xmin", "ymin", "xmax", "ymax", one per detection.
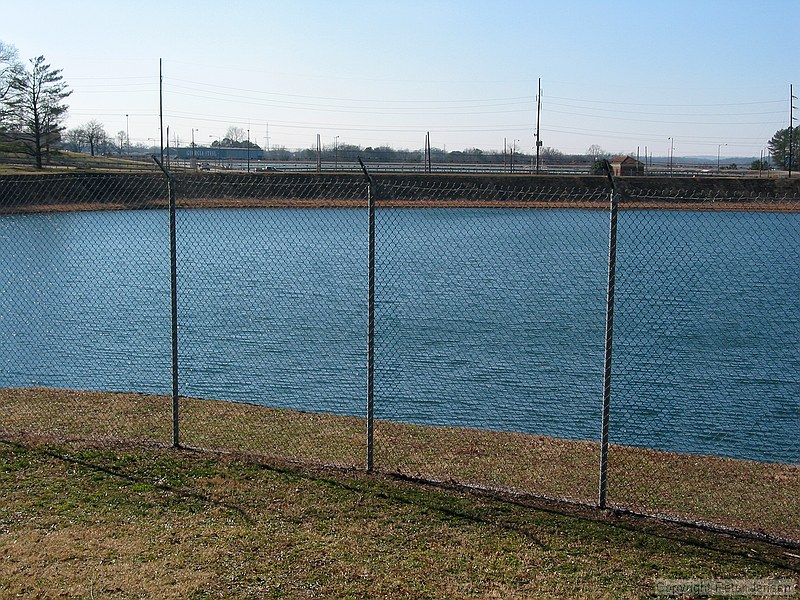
[
  {"xmin": 373, "ymin": 180, "xmax": 610, "ymax": 504},
  {"xmin": 0, "ymin": 173, "xmax": 173, "ymax": 444},
  {"xmin": 173, "ymin": 174, "xmax": 368, "ymax": 466},
  {"xmin": 0, "ymin": 170, "xmax": 797, "ymax": 543},
  {"xmin": 610, "ymin": 192, "xmax": 800, "ymax": 540}
]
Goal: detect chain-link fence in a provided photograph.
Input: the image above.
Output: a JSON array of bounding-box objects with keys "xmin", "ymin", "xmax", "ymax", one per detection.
[{"xmin": 0, "ymin": 169, "xmax": 797, "ymax": 544}]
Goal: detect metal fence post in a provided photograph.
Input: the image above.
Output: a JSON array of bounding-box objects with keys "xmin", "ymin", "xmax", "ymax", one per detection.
[
  {"xmin": 152, "ymin": 155, "xmax": 181, "ymax": 448},
  {"xmin": 359, "ymin": 158, "xmax": 376, "ymax": 472},
  {"xmin": 599, "ymin": 161, "xmax": 618, "ymax": 508}
]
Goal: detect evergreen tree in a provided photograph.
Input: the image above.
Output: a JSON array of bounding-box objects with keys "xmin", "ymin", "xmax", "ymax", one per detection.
[
  {"xmin": 768, "ymin": 127, "xmax": 800, "ymax": 171},
  {"xmin": 5, "ymin": 55, "xmax": 72, "ymax": 168}
]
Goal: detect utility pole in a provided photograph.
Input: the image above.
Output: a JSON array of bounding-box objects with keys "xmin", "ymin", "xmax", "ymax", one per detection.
[
  {"xmin": 535, "ymin": 78, "xmax": 542, "ymax": 173},
  {"xmin": 159, "ymin": 59, "xmax": 164, "ymax": 165},
  {"xmin": 511, "ymin": 139, "xmax": 518, "ymax": 173},
  {"xmin": 428, "ymin": 132, "xmax": 432, "ymax": 172},
  {"xmin": 668, "ymin": 137, "xmax": 674, "ymax": 176},
  {"xmin": 316, "ymin": 133, "xmax": 321, "ymax": 173},
  {"xmin": 790, "ymin": 84, "xmax": 797, "ymax": 178},
  {"xmin": 423, "ymin": 133, "xmax": 427, "ymax": 172},
  {"xmin": 425, "ymin": 131, "xmax": 431, "ymax": 173}
]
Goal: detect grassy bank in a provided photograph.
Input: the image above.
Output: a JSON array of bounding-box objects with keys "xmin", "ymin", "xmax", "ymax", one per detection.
[
  {"xmin": 1, "ymin": 388, "xmax": 797, "ymax": 546},
  {"xmin": 2, "ymin": 170, "xmax": 799, "ymax": 215},
  {"xmin": 1, "ymin": 440, "xmax": 798, "ymax": 599}
]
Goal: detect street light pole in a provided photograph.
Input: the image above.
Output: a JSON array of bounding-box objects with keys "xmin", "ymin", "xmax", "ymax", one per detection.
[
  {"xmin": 191, "ymin": 127, "xmax": 200, "ymax": 169},
  {"xmin": 125, "ymin": 114, "xmax": 130, "ymax": 154},
  {"xmin": 335, "ymin": 136, "xmax": 339, "ymax": 171},
  {"xmin": 510, "ymin": 139, "xmax": 519, "ymax": 173},
  {"xmin": 209, "ymin": 135, "xmax": 220, "ymax": 168},
  {"xmin": 668, "ymin": 137, "xmax": 674, "ymax": 176},
  {"xmin": 717, "ymin": 143, "xmax": 727, "ymax": 174}
]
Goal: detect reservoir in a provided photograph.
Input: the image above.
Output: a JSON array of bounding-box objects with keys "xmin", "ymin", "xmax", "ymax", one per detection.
[{"xmin": 0, "ymin": 207, "xmax": 797, "ymax": 464}]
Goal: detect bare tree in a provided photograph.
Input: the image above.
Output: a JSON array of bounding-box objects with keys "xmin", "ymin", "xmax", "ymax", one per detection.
[
  {"xmin": 586, "ymin": 144, "xmax": 609, "ymax": 159},
  {"xmin": 5, "ymin": 55, "xmax": 72, "ymax": 168},
  {"xmin": 224, "ymin": 126, "xmax": 247, "ymax": 143},
  {"xmin": 116, "ymin": 130, "xmax": 126, "ymax": 154},
  {"xmin": 64, "ymin": 127, "xmax": 85, "ymax": 152},
  {"xmin": 82, "ymin": 120, "xmax": 106, "ymax": 156},
  {"xmin": 0, "ymin": 42, "xmax": 20, "ymax": 100},
  {"xmin": 0, "ymin": 41, "xmax": 22, "ymax": 128}
]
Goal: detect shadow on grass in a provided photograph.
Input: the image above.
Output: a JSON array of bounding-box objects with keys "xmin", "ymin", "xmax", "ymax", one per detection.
[{"xmin": 3, "ymin": 436, "xmax": 799, "ymax": 577}]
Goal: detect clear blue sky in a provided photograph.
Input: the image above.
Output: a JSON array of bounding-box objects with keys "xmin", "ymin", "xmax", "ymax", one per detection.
[{"xmin": 3, "ymin": 0, "xmax": 796, "ymax": 157}]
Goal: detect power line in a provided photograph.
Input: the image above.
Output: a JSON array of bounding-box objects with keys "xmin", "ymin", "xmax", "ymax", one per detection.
[
  {"xmin": 166, "ymin": 88, "xmax": 536, "ymax": 116},
  {"xmin": 543, "ymin": 107, "xmax": 783, "ymax": 127},
  {"xmin": 546, "ymin": 95, "xmax": 785, "ymax": 108},
  {"xmin": 166, "ymin": 76, "xmax": 536, "ymax": 105},
  {"xmin": 545, "ymin": 100, "xmax": 785, "ymax": 118}
]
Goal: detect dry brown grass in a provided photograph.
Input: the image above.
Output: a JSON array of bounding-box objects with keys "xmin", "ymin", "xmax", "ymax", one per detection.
[
  {"xmin": 1, "ymin": 386, "xmax": 797, "ymax": 546},
  {"xmin": 2, "ymin": 523, "xmax": 215, "ymax": 598}
]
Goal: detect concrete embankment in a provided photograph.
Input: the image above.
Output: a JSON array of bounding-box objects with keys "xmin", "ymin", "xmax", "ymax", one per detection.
[{"xmin": 0, "ymin": 171, "xmax": 798, "ymax": 212}]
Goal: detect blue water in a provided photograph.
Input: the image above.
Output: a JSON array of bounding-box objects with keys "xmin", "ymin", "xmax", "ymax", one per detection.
[{"xmin": 0, "ymin": 207, "xmax": 797, "ymax": 464}]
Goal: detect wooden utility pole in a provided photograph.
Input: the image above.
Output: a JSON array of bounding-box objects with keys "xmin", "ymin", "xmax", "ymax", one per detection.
[
  {"xmin": 790, "ymin": 84, "xmax": 797, "ymax": 178},
  {"xmin": 425, "ymin": 131, "xmax": 432, "ymax": 173},
  {"xmin": 159, "ymin": 59, "xmax": 164, "ymax": 165}
]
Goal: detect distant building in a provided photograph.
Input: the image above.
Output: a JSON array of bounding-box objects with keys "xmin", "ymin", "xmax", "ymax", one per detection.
[
  {"xmin": 609, "ymin": 155, "xmax": 644, "ymax": 176},
  {"xmin": 170, "ymin": 146, "xmax": 264, "ymax": 161}
]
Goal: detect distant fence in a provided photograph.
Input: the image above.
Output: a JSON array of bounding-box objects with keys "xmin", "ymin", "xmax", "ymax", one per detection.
[
  {"xmin": 0, "ymin": 168, "xmax": 798, "ymax": 545},
  {"xmin": 0, "ymin": 151, "xmax": 161, "ymax": 173},
  {"xmin": 0, "ymin": 149, "xmax": 789, "ymax": 177}
]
